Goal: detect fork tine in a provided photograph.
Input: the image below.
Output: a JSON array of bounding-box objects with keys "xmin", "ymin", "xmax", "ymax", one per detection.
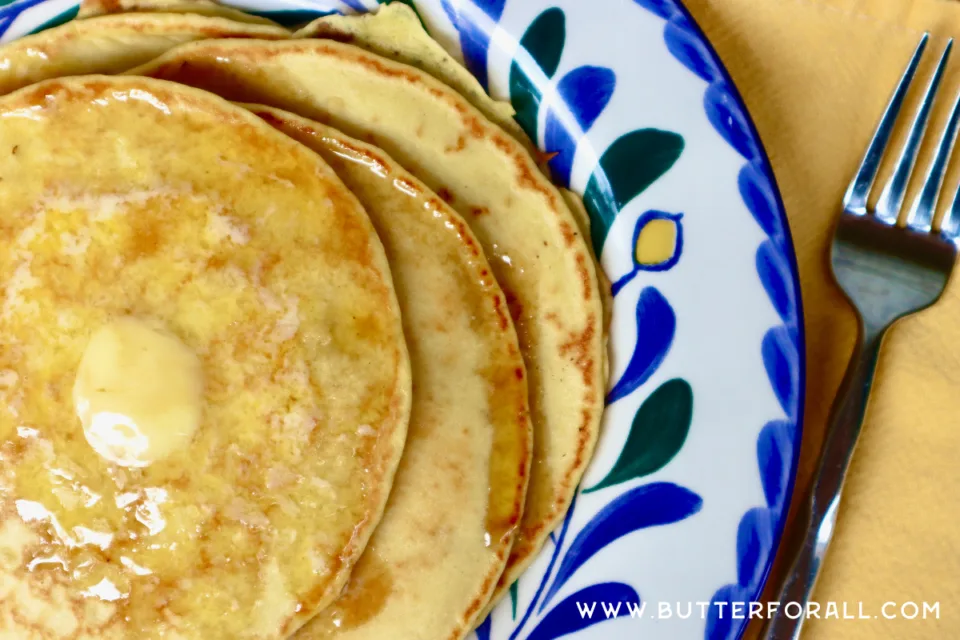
[
  {"xmin": 941, "ymin": 179, "xmax": 960, "ymax": 240},
  {"xmin": 844, "ymin": 33, "xmax": 929, "ymax": 216},
  {"xmin": 875, "ymin": 39, "xmax": 953, "ymax": 224},
  {"xmin": 907, "ymin": 84, "xmax": 960, "ymax": 232}
]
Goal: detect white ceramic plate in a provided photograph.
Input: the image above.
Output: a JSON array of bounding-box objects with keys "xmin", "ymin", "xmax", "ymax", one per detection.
[{"xmin": 0, "ymin": 0, "xmax": 805, "ymax": 638}]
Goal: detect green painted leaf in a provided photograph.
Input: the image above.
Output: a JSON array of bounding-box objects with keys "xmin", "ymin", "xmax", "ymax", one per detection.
[
  {"xmin": 584, "ymin": 128, "xmax": 684, "ymax": 253},
  {"xmin": 509, "ymin": 7, "xmax": 565, "ymax": 138},
  {"xmin": 584, "ymin": 378, "xmax": 692, "ymax": 493},
  {"xmin": 27, "ymin": 6, "xmax": 79, "ymax": 34},
  {"xmin": 518, "ymin": 7, "xmax": 565, "ymax": 78},
  {"xmin": 509, "ymin": 580, "xmax": 518, "ymax": 619},
  {"xmin": 509, "ymin": 71, "xmax": 540, "ymax": 138}
]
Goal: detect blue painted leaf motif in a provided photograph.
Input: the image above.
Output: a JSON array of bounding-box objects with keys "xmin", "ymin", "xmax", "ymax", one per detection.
[
  {"xmin": 509, "ymin": 7, "xmax": 565, "ymax": 138},
  {"xmin": 526, "ymin": 583, "xmax": 640, "ymax": 640},
  {"xmin": 756, "ymin": 240, "xmax": 795, "ymax": 325},
  {"xmin": 509, "ymin": 580, "xmax": 519, "ymax": 619},
  {"xmin": 757, "ymin": 420, "xmax": 792, "ymax": 511},
  {"xmin": 606, "ymin": 287, "xmax": 675, "ymax": 404},
  {"xmin": 583, "ymin": 129, "xmax": 684, "ymax": 253},
  {"xmin": 704, "ymin": 84, "xmax": 756, "ymax": 160},
  {"xmin": 708, "ymin": 509, "xmax": 784, "ymax": 640},
  {"xmin": 664, "ymin": 18, "xmax": 720, "ymax": 83},
  {"xmin": 543, "ymin": 126, "xmax": 576, "ymax": 186},
  {"xmin": 556, "ymin": 66, "xmax": 616, "ymax": 129},
  {"xmin": 510, "ymin": 494, "xmax": 578, "ymax": 639},
  {"xmin": 0, "ymin": 0, "xmax": 61, "ymax": 37},
  {"xmin": 630, "ymin": 0, "xmax": 674, "ymax": 20},
  {"xmin": 446, "ymin": 0, "xmax": 506, "ymax": 90},
  {"xmin": 739, "ymin": 162, "xmax": 781, "ymax": 241},
  {"xmin": 611, "ymin": 210, "xmax": 683, "ymax": 294},
  {"xmin": 585, "ymin": 378, "xmax": 693, "ymax": 493},
  {"xmin": 440, "ymin": 0, "xmax": 458, "ymax": 28},
  {"xmin": 705, "ymin": 421, "xmax": 794, "ymax": 640},
  {"xmin": 540, "ymin": 482, "xmax": 702, "ymax": 609},
  {"xmin": 474, "ymin": 614, "xmax": 492, "ymax": 640},
  {"xmin": 543, "ymin": 66, "xmax": 616, "ymax": 185},
  {"xmin": 339, "ymin": 0, "xmax": 367, "ymax": 12},
  {"xmin": 761, "ymin": 327, "xmax": 799, "ymax": 420},
  {"xmin": 737, "ymin": 508, "xmax": 773, "ymax": 588},
  {"xmin": 705, "ymin": 583, "xmax": 747, "ymax": 640}
]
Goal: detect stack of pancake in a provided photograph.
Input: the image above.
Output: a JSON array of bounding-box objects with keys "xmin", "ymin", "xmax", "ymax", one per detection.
[{"xmin": 0, "ymin": 3, "xmax": 607, "ymax": 638}]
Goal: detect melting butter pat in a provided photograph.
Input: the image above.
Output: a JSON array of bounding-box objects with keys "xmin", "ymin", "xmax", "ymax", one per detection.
[{"xmin": 74, "ymin": 317, "xmax": 203, "ymax": 467}]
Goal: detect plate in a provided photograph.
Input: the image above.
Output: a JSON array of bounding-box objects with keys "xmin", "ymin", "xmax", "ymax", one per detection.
[{"xmin": 0, "ymin": 0, "xmax": 805, "ymax": 638}]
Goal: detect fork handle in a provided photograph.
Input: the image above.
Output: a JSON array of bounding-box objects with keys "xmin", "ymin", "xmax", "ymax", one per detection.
[{"xmin": 762, "ymin": 327, "xmax": 885, "ymax": 640}]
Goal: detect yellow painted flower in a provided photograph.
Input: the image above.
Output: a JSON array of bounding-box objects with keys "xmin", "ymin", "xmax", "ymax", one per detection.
[{"xmin": 612, "ymin": 210, "xmax": 684, "ymax": 295}]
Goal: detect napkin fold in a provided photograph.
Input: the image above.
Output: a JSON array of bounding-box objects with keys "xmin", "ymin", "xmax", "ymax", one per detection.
[{"xmin": 683, "ymin": 0, "xmax": 960, "ymax": 636}]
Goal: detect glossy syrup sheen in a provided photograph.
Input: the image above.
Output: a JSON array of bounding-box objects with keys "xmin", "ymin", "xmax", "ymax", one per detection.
[
  {"xmin": 0, "ymin": 13, "xmax": 289, "ymax": 96},
  {"xmin": 135, "ymin": 38, "xmax": 605, "ymax": 610},
  {"xmin": 0, "ymin": 77, "xmax": 411, "ymax": 639},
  {"xmin": 249, "ymin": 106, "xmax": 532, "ymax": 639}
]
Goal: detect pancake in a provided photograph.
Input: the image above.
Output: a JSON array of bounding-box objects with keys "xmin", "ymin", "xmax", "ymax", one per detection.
[
  {"xmin": 133, "ymin": 38, "xmax": 605, "ymax": 603},
  {"xmin": 245, "ymin": 104, "xmax": 531, "ymax": 639},
  {"xmin": 0, "ymin": 13, "xmax": 288, "ymax": 95},
  {"xmin": 0, "ymin": 76, "xmax": 410, "ymax": 638},
  {"xmin": 297, "ymin": 6, "xmax": 612, "ymax": 408},
  {"xmin": 561, "ymin": 188, "xmax": 613, "ymax": 358},
  {"xmin": 77, "ymin": 0, "xmax": 282, "ymax": 26},
  {"xmin": 115, "ymin": 1, "xmax": 611, "ymax": 362},
  {"xmin": 294, "ymin": 3, "xmax": 530, "ymax": 150},
  {"xmin": 112, "ymin": 0, "xmax": 612, "ymax": 384},
  {"xmin": 296, "ymin": 4, "xmax": 612, "ymax": 341}
]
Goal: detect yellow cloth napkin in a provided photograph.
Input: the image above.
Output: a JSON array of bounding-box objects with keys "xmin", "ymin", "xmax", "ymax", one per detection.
[{"xmin": 682, "ymin": 0, "xmax": 960, "ymax": 637}]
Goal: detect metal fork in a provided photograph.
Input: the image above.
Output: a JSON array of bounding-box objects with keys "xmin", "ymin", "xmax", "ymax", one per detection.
[{"xmin": 761, "ymin": 33, "xmax": 960, "ymax": 640}]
